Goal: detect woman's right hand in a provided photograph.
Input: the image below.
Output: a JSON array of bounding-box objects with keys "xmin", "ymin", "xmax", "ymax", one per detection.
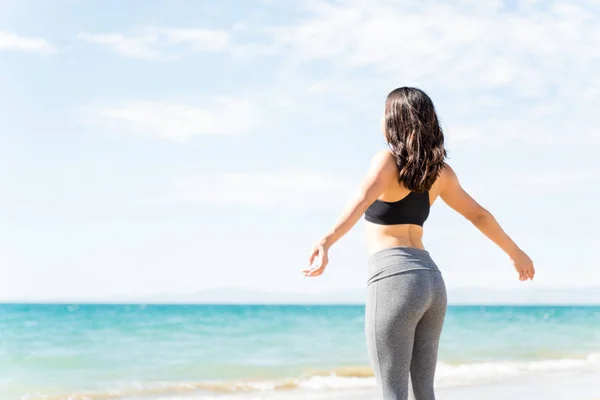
[
  {"xmin": 302, "ymin": 241, "xmax": 330, "ymax": 277},
  {"xmin": 510, "ymin": 249, "xmax": 535, "ymax": 281}
]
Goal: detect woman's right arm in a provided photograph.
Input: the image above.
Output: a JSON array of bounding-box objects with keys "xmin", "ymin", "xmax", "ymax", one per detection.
[{"xmin": 439, "ymin": 163, "xmax": 535, "ymax": 281}]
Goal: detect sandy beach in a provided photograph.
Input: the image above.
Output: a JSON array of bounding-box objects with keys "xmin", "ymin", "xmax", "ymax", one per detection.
[
  {"xmin": 437, "ymin": 370, "xmax": 600, "ymax": 400},
  {"xmin": 257, "ymin": 370, "xmax": 600, "ymax": 400}
]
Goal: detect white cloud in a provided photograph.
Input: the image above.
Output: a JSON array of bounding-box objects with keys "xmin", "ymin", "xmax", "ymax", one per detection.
[
  {"xmin": 145, "ymin": 171, "xmax": 356, "ymax": 207},
  {"xmin": 240, "ymin": 0, "xmax": 600, "ymax": 146},
  {"xmin": 89, "ymin": 96, "xmax": 263, "ymax": 141},
  {"xmin": 75, "ymin": 2, "xmax": 600, "ymax": 148},
  {"xmin": 157, "ymin": 27, "xmax": 228, "ymax": 51},
  {"xmin": 259, "ymin": 1, "xmax": 600, "ymax": 92},
  {"xmin": 77, "ymin": 33, "xmax": 160, "ymax": 60},
  {"xmin": 78, "ymin": 27, "xmax": 229, "ymax": 59},
  {"xmin": 0, "ymin": 30, "xmax": 56, "ymax": 54}
]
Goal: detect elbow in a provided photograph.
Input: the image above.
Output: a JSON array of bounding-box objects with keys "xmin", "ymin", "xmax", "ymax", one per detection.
[{"xmin": 467, "ymin": 209, "xmax": 492, "ymax": 226}]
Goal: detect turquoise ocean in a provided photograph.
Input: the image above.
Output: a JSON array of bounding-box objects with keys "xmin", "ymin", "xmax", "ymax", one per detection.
[{"xmin": 1, "ymin": 304, "xmax": 599, "ymax": 399}]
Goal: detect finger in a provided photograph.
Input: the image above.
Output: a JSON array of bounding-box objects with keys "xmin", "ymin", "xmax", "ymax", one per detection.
[
  {"xmin": 305, "ymin": 269, "xmax": 322, "ymax": 277},
  {"xmin": 303, "ymin": 266, "xmax": 322, "ymax": 273},
  {"xmin": 311, "ymin": 247, "xmax": 326, "ymax": 266},
  {"xmin": 303, "ymin": 266, "xmax": 320, "ymax": 275},
  {"xmin": 308, "ymin": 249, "xmax": 318, "ymax": 265},
  {"xmin": 519, "ymin": 271, "xmax": 527, "ymax": 281},
  {"xmin": 309, "ymin": 263, "xmax": 328, "ymax": 276}
]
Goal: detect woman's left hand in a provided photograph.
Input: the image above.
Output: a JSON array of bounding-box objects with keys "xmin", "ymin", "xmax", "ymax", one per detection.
[{"xmin": 303, "ymin": 242, "xmax": 329, "ymax": 277}]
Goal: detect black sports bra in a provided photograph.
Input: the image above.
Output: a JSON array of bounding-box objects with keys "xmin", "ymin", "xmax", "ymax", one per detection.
[{"xmin": 364, "ymin": 191, "xmax": 430, "ymax": 226}]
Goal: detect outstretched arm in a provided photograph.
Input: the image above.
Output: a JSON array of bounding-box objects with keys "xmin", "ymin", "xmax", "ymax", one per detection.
[
  {"xmin": 439, "ymin": 163, "xmax": 535, "ymax": 281},
  {"xmin": 303, "ymin": 150, "xmax": 396, "ymax": 276}
]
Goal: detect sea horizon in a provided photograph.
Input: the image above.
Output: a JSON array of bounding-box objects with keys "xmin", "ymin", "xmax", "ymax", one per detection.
[
  {"xmin": 3, "ymin": 285, "xmax": 600, "ymax": 306},
  {"xmin": 3, "ymin": 302, "xmax": 600, "ymax": 307}
]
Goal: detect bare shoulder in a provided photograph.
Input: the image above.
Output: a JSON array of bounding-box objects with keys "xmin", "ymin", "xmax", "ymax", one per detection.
[
  {"xmin": 364, "ymin": 150, "xmax": 397, "ymax": 187},
  {"xmin": 440, "ymin": 162, "xmax": 457, "ymax": 177},
  {"xmin": 370, "ymin": 149, "xmax": 397, "ymax": 171},
  {"xmin": 438, "ymin": 162, "xmax": 458, "ymax": 190}
]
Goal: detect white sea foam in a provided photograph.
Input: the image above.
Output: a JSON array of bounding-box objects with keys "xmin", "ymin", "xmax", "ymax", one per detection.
[
  {"xmin": 294, "ymin": 354, "xmax": 600, "ymax": 392},
  {"xmin": 299, "ymin": 375, "xmax": 377, "ymax": 391},
  {"xmin": 19, "ymin": 354, "xmax": 600, "ymax": 400}
]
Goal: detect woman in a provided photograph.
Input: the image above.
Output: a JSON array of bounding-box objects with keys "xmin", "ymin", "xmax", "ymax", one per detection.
[{"xmin": 302, "ymin": 87, "xmax": 535, "ymax": 399}]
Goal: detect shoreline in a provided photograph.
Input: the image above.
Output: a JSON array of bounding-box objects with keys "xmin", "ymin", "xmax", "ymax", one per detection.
[{"xmin": 15, "ymin": 364, "xmax": 599, "ymax": 400}]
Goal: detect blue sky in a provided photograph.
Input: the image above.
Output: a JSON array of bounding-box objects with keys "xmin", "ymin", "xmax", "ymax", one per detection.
[{"xmin": 0, "ymin": 0, "xmax": 599, "ymax": 302}]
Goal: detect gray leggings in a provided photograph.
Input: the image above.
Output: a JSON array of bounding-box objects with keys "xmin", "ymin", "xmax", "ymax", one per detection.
[{"xmin": 365, "ymin": 247, "xmax": 447, "ymax": 400}]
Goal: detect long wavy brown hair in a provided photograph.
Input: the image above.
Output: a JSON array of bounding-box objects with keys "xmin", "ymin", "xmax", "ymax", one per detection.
[{"xmin": 383, "ymin": 87, "xmax": 447, "ymax": 193}]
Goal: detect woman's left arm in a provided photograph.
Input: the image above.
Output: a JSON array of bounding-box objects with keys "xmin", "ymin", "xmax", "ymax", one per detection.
[{"xmin": 303, "ymin": 150, "xmax": 397, "ymax": 277}]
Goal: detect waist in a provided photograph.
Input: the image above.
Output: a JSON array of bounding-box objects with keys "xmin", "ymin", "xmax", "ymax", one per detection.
[
  {"xmin": 365, "ymin": 223, "xmax": 425, "ymax": 254},
  {"xmin": 367, "ymin": 246, "xmax": 440, "ymax": 285}
]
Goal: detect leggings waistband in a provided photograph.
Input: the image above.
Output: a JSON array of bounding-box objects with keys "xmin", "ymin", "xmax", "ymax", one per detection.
[{"xmin": 367, "ymin": 246, "xmax": 440, "ymax": 285}]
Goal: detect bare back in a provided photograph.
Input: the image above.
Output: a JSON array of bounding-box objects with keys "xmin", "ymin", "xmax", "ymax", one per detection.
[
  {"xmin": 364, "ymin": 183, "xmax": 442, "ymax": 254},
  {"xmin": 364, "ymin": 157, "xmax": 446, "ymax": 254}
]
